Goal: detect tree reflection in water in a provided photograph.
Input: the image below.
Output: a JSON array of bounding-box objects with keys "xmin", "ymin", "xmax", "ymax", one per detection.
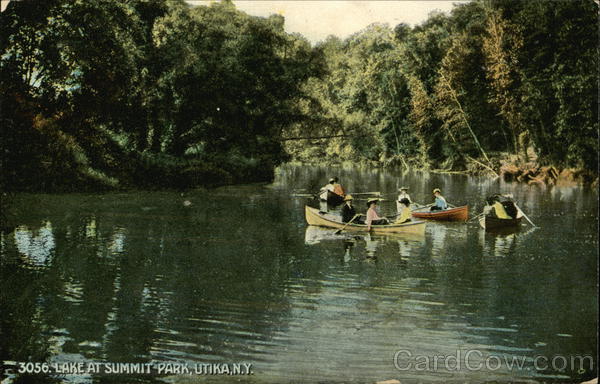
[{"xmin": 14, "ymin": 221, "xmax": 55, "ymax": 267}]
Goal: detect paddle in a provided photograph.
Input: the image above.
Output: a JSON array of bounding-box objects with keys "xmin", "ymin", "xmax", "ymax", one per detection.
[
  {"xmin": 514, "ymin": 202, "xmax": 537, "ymax": 227},
  {"xmin": 496, "ymin": 193, "xmax": 536, "ymax": 226},
  {"xmin": 388, "ymin": 202, "xmax": 420, "ymax": 218},
  {"xmin": 469, "ymin": 212, "xmax": 486, "ymax": 222},
  {"xmin": 411, "ymin": 203, "xmax": 434, "ymax": 212},
  {"xmin": 335, "ymin": 214, "xmax": 361, "ymax": 234},
  {"xmin": 350, "ymin": 191, "xmax": 381, "ymax": 196},
  {"xmin": 292, "ymin": 193, "xmax": 317, "ymax": 198}
]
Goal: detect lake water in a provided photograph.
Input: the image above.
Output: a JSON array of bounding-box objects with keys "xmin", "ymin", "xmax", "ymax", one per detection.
[{"xmin": 1, "ymin": 164, "xmax": 597, "ymax": 383}]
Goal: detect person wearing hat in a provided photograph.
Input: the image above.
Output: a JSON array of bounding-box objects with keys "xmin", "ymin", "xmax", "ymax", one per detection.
[
  {"xmin": 341, "ymin": 194, "xmax": 361, "ymax": 223},
  {"xmin": 483, "ymin": 194, "xmax": 513, "ymax": 219},
  {"xmin": 366, "ymin": 198, "xmax": 389, "ymax": 230},
  {"xmin": 396, "ymin": 187, "xmax": 412, "ymax": 213},
  {"xmin": 430, "ymin": 188, "xmax": 448, "ymax": 211},
  {"xmin": 395, "ymin": 198, "xmax": 412, "ymax": 224}
]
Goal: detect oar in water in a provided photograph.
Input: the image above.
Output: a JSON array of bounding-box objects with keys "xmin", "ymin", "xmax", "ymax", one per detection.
[
  {"xmin": 349, "ymin": 191, "xmax": 381, "ymax": 196},
  {"xmin": 293, "ymin": 188, "xmax": 333, "ymax": 198},
  {"xmin": 469, "ymin": 212, "xmax": 486, "ymax": 222},
  {"xmin": 335, "ymin": 214, "xmax": 361, "ymax": 235},
  {"xmin": 411, "ymin": 203, "xmax": 434, "ymax": 211},
  {"xmin": 291, "ymin": 193, "xmax": 316, "ymax": 198},
  {"xmin": 514, "ymin": 202, "xmax": 537, "ymax": 227}
]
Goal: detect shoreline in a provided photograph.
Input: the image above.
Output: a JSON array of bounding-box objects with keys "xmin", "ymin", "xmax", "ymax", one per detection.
[
  {"xmin": 1, "ymin": 156, "xmax": 596, "ymax": 196},
  {"xmin": 285, "ymin": 157, "xmax": 598, "ymax": 188}
]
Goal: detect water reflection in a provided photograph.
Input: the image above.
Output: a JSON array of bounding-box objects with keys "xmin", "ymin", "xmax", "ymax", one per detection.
[
  {"xmin": 343, "ymin": 239, "xmax": 355, "ymax": 262},
  {"xmin": 479, "ymin": 226, "xmax": 540, "ymax": 258},
  {"xmin": 304, "ymin": 225, "xmax": 425, "ymax": 262},
  {"xmin": 364, "ymin": 233, "xmax": 379, "ymax": 258},
  {"xmin": 488, "ymin": 232, "xmax": 518, "ymax": 258},
  {"xmin": 430, "ymin": 224, "xmax": 448, "ymax": 255},
  {"xmin": 14, "ymin": 221, "xmax": 55, "ymax": 266},
  {"xmin": 85, "ymin": 217, "xmax": 97, "ymax": 238},
  {"xmin": 108, "ymin": 228, "xmax": 126, "ymax": 255},
  {"xmin": 397, "ymin": 238, "xmax": 419, "ymax": 258},
  {"xmin": 0, "ymin": 165, "xmax": 597, "ymax": 384},
  {"xmin": 304, "ymin": 225, "xmax": 343, "ymax": 245}
]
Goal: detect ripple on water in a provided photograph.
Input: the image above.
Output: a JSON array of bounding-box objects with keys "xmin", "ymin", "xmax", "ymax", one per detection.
[{"xmin": 2, "ymin": 172, "xmax": 597, "ymax": 383}]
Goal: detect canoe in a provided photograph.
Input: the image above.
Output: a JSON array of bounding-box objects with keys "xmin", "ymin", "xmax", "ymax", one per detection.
[
  {"xmin": 479, "ymin": 215, "xmax": 522, "ymax": 230},
  {"xmin": 305, "ymin": 206, "xmax": 426, "ymax": 235},
  {"xmin": 319, "ymin": 190, "xmax": 345, "ymax": 206},
  {"xmin": 411, "ymin": 205, "xmax": 468, "ymax": 221}
]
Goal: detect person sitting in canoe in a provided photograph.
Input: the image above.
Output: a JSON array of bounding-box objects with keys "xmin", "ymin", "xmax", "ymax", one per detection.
[
  {"xmin": 341, "ymin": 195, "xmax": 362, "ymax": 223},
  {"xmin": 483, "ymin": 195, "xmax": 516, "ymax": 219},
  {"xmin": 396, "ymin": 187, "xmax": 412, "ymax": 213},
  {"xmin": 395, "ymin": 198, "xmax": 412, "ymax": 224},
  {"xmin": 366, "ymin": 198, "xmax": 389, "ymax": 230},
  {"xmin": 319, "ymin": 178, "xmax": 336, "ymax": 201},
  {"xmin": 430, "ymin": 188, "xmax": 448, "ymax": 211},
  {"xmin": 332, "ymin": 177, "xmax": 345, "ymax": 197}
]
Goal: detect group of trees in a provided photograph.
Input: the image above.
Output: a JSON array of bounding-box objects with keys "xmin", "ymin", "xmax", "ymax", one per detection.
[
  {"xmin": 285, "ymin": 0, "xmax": 598, "ymax": 174},
  {"xmin": 1, "ymin": 0, "xmax": 597, "ymax": 191},
  {"xmin": 1, "ymin": 0, "xmax": 321, "ymax": 191}
]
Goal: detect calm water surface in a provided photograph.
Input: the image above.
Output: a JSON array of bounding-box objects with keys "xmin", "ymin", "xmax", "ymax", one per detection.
[{"xmin": 1, "ymin": 165, "xmax": 597, "ymax": 383}]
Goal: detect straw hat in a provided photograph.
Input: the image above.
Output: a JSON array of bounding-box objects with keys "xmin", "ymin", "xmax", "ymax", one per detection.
[
  {"xmin": 398, "ymin": 186, "xmax": 409, "ymax": 191},
  {"xmin": 329, "ymin": 178, "xmax": 335, "ymax": 183},
  {"xmin": 432, "ymin": 188, "xmax": 441, "ymax": 194},
  {"xmin": 344, "ymin": 194, "xmax": 353, "ymax": 201},
  {"xmin": 366, "ymin": 197, "xmax": 380, "ymax": 207}
]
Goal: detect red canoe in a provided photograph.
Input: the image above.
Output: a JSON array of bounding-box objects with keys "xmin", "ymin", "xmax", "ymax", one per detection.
[{"xmin": 411, "ymin": 205, "xmax": 469, "ymax": 221}]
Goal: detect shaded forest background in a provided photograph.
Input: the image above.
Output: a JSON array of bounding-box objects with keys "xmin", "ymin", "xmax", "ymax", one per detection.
[{"xmin": 1, "ymin": 0, "xmax": 597, "ymax": 192}]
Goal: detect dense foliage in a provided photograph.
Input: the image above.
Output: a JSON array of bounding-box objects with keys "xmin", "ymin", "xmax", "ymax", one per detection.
[
  {"xmin": 285, "ymin": 0, "xmax": 598, "ymax": 174},
  {"xmin": 0, "ymin": 0, "xmax": 321, "ymax": 191},
  {"xmin": 1, "ymin": 0, "xmax": 597, "ymax": 192}
]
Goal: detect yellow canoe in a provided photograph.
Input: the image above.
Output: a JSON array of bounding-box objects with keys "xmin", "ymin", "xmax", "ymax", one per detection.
[{"xmin": 305, "ymin": 206, "xmax": 426, "ymax": 235}]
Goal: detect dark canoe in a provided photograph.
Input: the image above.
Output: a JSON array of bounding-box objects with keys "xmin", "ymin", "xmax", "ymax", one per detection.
[
  {"xmin": 321, "ymin": 190, "xmax": 344, "ymax": 206},
  {"xmin": 479, "ymin": 215, "xmax": 522, "ymax": 230},
  {"xmin": 411, "ymin": 205, "xmax": 469, "ymax": 221}
]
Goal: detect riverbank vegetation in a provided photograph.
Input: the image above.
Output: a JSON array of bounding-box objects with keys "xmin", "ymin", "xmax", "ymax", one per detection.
[
  {"xmin": 1, "ymin": 0, "xmax": 597, "ymax": 192},
  {"xmin": 284, "ymin": 0, "xmax": 598, "ymax": 184},
  {"xmin": 1, "ymin": 0, "xmax": 320, "ymax": 191}
]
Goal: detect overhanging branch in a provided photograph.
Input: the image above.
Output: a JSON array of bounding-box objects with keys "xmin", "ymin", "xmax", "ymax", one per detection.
[{"xmin": 280, "ymin": 134, "xmax": 348, "ymax": 141}]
